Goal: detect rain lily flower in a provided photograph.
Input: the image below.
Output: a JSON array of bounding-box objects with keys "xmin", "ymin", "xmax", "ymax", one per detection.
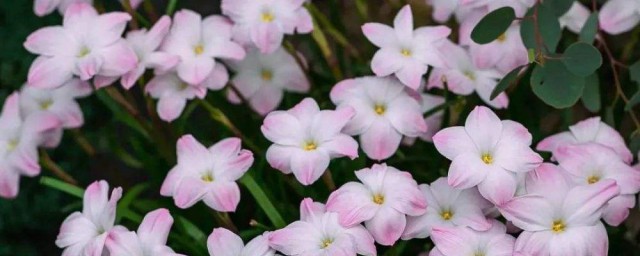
[
  {"xmin": 326, "ymin": 164, "xmax": 427, "ymax": 246},
  {"xmin": 554, "ymin": 143, "xmax": 640, "ymax": 226},
  {"xmin": 432, "ymin": 106, "xmax": 543, "ymax": 205},
  {"xmin": 0, "ymin": 93, "xmax": 60, "ymax": 198},
  {"xmin": 418, "ymin": 93, "xmax": 445, "ymax": 142},
  {"xmin": 402, "ymin": 177, "xmax": 493, "ymax": 240},
  {"xmin": 429, "ymin": 220, "xmax": 516, "ymax": 256},
  {"xmin": 208, "ymin": 228, "xmax": 274, "ymax": 256},
  {"xmin": 500, "ymin": 164, "xmax": 618, "ymax": 255},
  {"xmin": 269, "ymin": 198, "xmax": 376, "ymax": 255},
  {"xmin": 559, "ymin": 2, "xmax": 591, "ymax": 34},
  {"xmin": 462, "ymin": 0, "xmax": 535, "ymax": 17},
  {"xmin": 362, "ymin": 5, "xmax": 450, "ymax": 90},
  {"xmin": 56, "ymin": 180, "xmax": 124, "ymax": 256},
  {"xmin": 428, "ymin": 40, "xmax": 508, "ymax": 109},
  {"xmin": 105, "ymin": 208, "xmax": 182, "ymax": 256},
  {"xmin": 463, "ymin": 22, "xmax": 528, "ymax": 73},
  {"xmin": 330, "ymin": 76, "xmax": 427, "ymax": 160},
  {"xmin": 19, "ymin": 78, "xmax": 92, "ymax": 148},
  {"xmin": 34, "ymin": 0, "xmax": 143, "ymax": 16},
  {"xmin": 599, "ymin": 0, "xmax": 640, "ymax": 35},
  {"xmin": 161, "ymin": 9, "xmax": 244, "ymax": 85},
  {"xmin": 537, "ymin": 116, "xmax": 633, "ymax": 164},
  {"xmin": 221, "ymin": 0, "xmax": 313, "ymax": 54},
  {"xmin": 146, "ymin": 69, "xmax": 228, "ymax": 122},
  {"xmin": 24, "ymin": 3, "xmax": 138, "ymax": 88},
  {"xmin": 96, "ymin": 16, "xmax": 180, "ymax": 89},
  {"xmin": 160, "ymin": 135, "xmax": 253, "ymax": 211},
  {"xmin": 227, "ymin": 47, "xmax": 310, "ymax": 115},
  {"xmin": 426, "ymin": 0, "xmax": 479, "ymax": 23},
  {"xmin": 262, "ymin": 98, "xmax": 358, "ymax": 185}
]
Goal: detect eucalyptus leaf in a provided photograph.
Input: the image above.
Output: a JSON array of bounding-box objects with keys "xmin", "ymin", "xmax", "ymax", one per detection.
[
  {"xmin": 521, "ymin": 5, "xmax": 562, "ymax": 53},
  {"xmin": 581, "ymin": 74, "xmax": 601, "ymax": 112},
  {"xmin": 579, "ymin": 12, "xmax": 599, "ymax": 43},
  {"xmin": 562, "ymin": 42, "xmax": 602, "ymax": 77},
  {"xmin": 471, "ymin": 7, "xmax": 516, "ymax": 44},
  {"xmin": 531, "ymin": 60, "xmax": 585, "ymax": 108},
  {"xmin": 491, "ymin": 65, "xmax": 527, "ymax": 100}
]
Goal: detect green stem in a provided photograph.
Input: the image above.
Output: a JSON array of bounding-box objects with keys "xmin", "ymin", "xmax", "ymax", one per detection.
[
  {"xmin": 239, "ymin": 173, "xmax": 287, "ymax": 228},
  {"xmin": 166, "ymin": 0, "xmax": 178, "ymax": 15},
  {"xmin": 40, "ymin": 177, "xmax": 84, "ymax": 198},
  {"xmin": 197, "ymin": 100, "xmax": 262, "ymax": 154}
]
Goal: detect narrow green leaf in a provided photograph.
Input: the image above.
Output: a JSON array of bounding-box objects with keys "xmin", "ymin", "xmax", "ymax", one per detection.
[
  {"xmin": 579, "ymin": 12, "xmax": 599, "ymax": 43},
  {"xmin": 239, "ymin": 173, "xmax": 287, "ymax": 228},
  {"xmin": 581, "ymin": 74, "xmax": 601, "ymax": 112},
  {"xmin": 491, "ymin": 65, "xmax": 527, "ymax": 100},
  {"xmin": 166, "ymin": 0, "xmax": 178, "ymax": 15},
  {"xmin": 520, "ymin": 5, "xmax": 562, "ymax": 52},
  {"xmin": 471, "ymin": 7, "xmax": 516, "ymax": 44},
  {"xmin": 40, "ymin": 177, "xmax": 84, "ymax": 198},
  {"xmin": 531, "ymin": 60, "xmax": 585, "ymax": 108},
  {"xmin": 176, "ymin": 216, "xmax": 207, "ymax": 245},
  {"xmin": 562, "ymin": 42, "xmax": 602, "ymax": 77}
]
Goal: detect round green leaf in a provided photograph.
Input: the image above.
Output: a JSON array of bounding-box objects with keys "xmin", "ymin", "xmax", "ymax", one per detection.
[
  {"xmin": 562, "ymin": 42, "xmax": 602, "ymax": 77},
  {"xmin": 471, "ymin": 7, "xmax": 516, "ymax": 44},
  {"xmin": 520, "ymin": 4, "xmax": 562, "ymax": 53},
  {"xmin": 531, "ymin": 60, "xmax": 585, "ymax": 109},
  {"xmin": 542, "ymin": 0, "xmax": 575, "ymax": 17},
  {"xmin": 581, "ymin": 74, "xmax": 601, "ymax": 112}
]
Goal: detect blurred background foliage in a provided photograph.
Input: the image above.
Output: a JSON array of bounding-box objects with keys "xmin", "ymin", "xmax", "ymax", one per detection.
[{"xmin": 1, "ymin": 0, "xmax": 640, "ymax": 255}]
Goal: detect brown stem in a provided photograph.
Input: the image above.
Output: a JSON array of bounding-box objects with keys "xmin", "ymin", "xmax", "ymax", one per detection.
[
  {"xmin": 40, "ymin": 150, "xmax": 78, "ymax": 185},
  {"xmin": 321, "ymin": 169, "xmax": 336, "ymax": 191},
  {"xmin": 70, "ymin": 129, "xmax": 96, "ymax": 156},
  {"xmin": 121, "ymin": 0, "xmax": 139, "ymax": 30},
  {"xmin": 142, "ymin": 0, "xmax": 159, "ymax": 22}
]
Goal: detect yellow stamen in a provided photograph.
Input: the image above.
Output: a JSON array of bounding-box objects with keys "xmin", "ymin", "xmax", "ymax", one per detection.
[
  {"xmin": 463, "ymin": 70, "xmax": 476, "ymax": 81},
  {"xmin": 261, "ymin": 12, "xmax": 274, "ymax": 22},
  {"xmin": 304, "ymin": 142, "xmax": 317, "ymax": 151},
  {"xmin": 401, "ymin": 48, "xmax": 412, "ymax": 57},
  {"xmin": 194, "ymin": 44, "xmax": 204, "ymax": 55},
  {"xmin": 374, "ymin": 104, "xmax": 386, "ymax": 115},
  {"xmin": 481, "ymin": 153, "xmax": 493, "ymax": 164},
  {"xmin": 201, "ymin": 173, "xmax": 214, "ymax": 183},
  {"xmin": 441, "ymin": 210, "xmax": 453, "ymax": 220},
  {"xmin": 320, "ymin": 238, "xmax": 333, "ymax": 249},
  {"xmin": 551, "ymin": 220, "xmax": 565, "ymax": 233},
  {"xmin": 496, "ymin": 33, "xmax": 507, "ymax": 42},
  {"xmin": 475, "ymin": 253, "xmax": 485, "ymax": 256},
  {"xmin": 77, "ymin": 47, "xmax": 90, "ymax": 58},
  {"xmin": 587, "ymin": 175, "xmax": 600, "ymax": 184},
  {"xmin": 178, "ymin": 83, "xmax": 189, "ymax": 91},
  {"xmin": 373, "ymin": 194, "xmax": 385, "ymax": 205},
  {"xmin": 261, "ymin": 70, "xmax": 273, "ymax": 81},
  {"xmin": 6, "ymin": 140, "xmax": 18, "ymax": 151},
  {"xmin": 40, "ymin": 100, "xmax": 53, "ymax": 110}
]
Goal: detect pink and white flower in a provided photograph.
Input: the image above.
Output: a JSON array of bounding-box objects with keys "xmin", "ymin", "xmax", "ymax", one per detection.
[
  {"xmin": 160, "ymin": 135, "xmax": 253, "ymax": 211},
  {"xmin": 432, "ymin": 106, "xmax": 542, "ymax": 205},
  {"xmin": 145, "ymin": 69, "xmax": 227, "ymax": 122},
  {"xmin": 34, "ymin": 0, "xmax": 143, "ymax": 17},
  {"xmin": 428, "ymin": 40, "xmax": 508, "ymax": 109},
  {"xmin": 554, "ymin": 143, "xmax": 640, "ymax": 226},
  {"xmin": 221, "ymin": 0, "xmax": 313, "ymax": 54},
  {"xmin": 269, "ymin": 198, "xmax": 376, "ymax": 255},
  {"xmin": 537, "ymin": 116, "xmax": 633, "ymax": 164},
  {"xmin": 24, "ymin": 3, "xmax": 138, "ymax": 88},
  {"xmin": 463, "ymin": 22, "xmax": 528, "ymax": 74},
  {"xmin": 0, "ymin": 93, "xmax": 60, "ymax": 198},
  {"xmin": 429, "ymin": 220, "xmax": 516, "ymax": 256},
  {"xmin": 599, "ymin": 0, "xmax": 640, "ymax": 35},
  {"xmin": 208, "ymin": 228, "xmax": 274, "ymax": 256},
  {"xmin": 227, "ymin": 47, "xmax": 310, "ymax": 115},
  {"xmin": 330, "ymin": 76, "xmax": 427, "ymax": 160},
  {"xmin": 96, "ymin": 15, "xmax": 180, "ymax": 89},
  {"xmin": 261, "ymin": 98, "xmax": 358, "ymax": 185},
  {"xmin": 326, "ymin": 164, "xmax": 427, "ymax": 246},
  {"xmin": 559, "ymin": 2, "xmax": 591, "ymax": 34},
  {"xmin": 362, "ymin": 5, "xmax": 450, "ymax": 90},
  {"xmin": 462, "ymin": 0, "xmax": 535, "ymax": 17},
  {"xmin": 106, "ymin": 208, "xmax": 182, "ymax": 256},
  {"xmin": 500, "ymin": 164, "xmax": 618, "ymax": 255},
  {"xmin": 418, "ymin": 93, "xmax": 445, "ymax": 142},
  {"xmin": 56, "ymin": 180, "xmax": 124, "ymax": 256},
  {"xmin": 161, "ymin": 9, "xmax": 244, "ymax": 85},
  {"xmin": 402, "ymin": 177, "xmax": 492, "ymax": 240}
]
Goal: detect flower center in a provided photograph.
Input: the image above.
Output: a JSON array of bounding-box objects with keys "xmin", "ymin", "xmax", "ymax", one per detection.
[
  {"xmin": 77, "ymin": 46, "xmax": 91, "ymax": 58},
  {"xmin": 261, "ymin": 69, "xmax": 273, "ymax": 81},
  {"xmin": 6, "ymin": 139, "xmax": 18, "ymax": 152},
  {"xmin": 463, "ymin": 70, "xmax": 476, "ymax": 81},
  {"xmin": 40, "ymin": 99, "xmax": 53, "ymax": 110},
  {"xmin": 372, "ymin": 194, "xmax": 385, "ymax": 205},
  {"xmin": 401, "ymin": 48, "xmax": 412, "ymax": 57},
  {"xmin": 440, "ymin": 210, "xmax": 453, "ymax": 221},
  {"xmin": 496, "ymin": 33, "xmax": 507, "ymax": 42},
  {"xmin": 374, "ymin": 104, "xmax": 386, "ymax": 115},
  {"xmin": 587, "ymin": 175, "xmax": 600, "ymax": 184},
  {"xmin": 178, "ymin": 83, "xmax": 189, "ymax": 91},
  {"xmin": 194, "ymin": 44, "xmax": 204, "ymax": 55},
  {"xmin": 320, "ymin": 238, "xmax": 333, "ymax": 249},
  {"xmin": 261, "ymin": 12, "xmax": 274, "ymax": 22},
  {"xmin": 304, "ymin": 141, "xmax": 317, "ymax": 151},
  {"xmin": 551, "ymin": 220, "xmax": 565, "ymax": 233},
  {"xmin": 475, "ymin": 252, "xmax": 485, "ymax": 256},
  {"xmin": 201, "ymin": 172, "xmax": 214, "ymax": 183},
  {"xmin": 481, "ymin": 153, "xmax": 493, "ymax": 164}
]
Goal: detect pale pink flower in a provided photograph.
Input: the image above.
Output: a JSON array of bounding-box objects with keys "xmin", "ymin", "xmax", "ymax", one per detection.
[
  {"xmin": 227, "ymin": 47, "xmax": 310, "ymax": 115},
  {"xmin": 464, "ymin": 22, "xmax": 528, "ymax": 74},
  {"xmin": 554, "ymin": 143, "xmax": 640, "ymax": 226},
  {"xmin": 106, "ymin": 208, "xmax": 182, "ymax": 256},
  {"xmin": 160, "ymin": 135, "xmax": 253, "ymax": 211},
  {"xmin": 537, "ymin": 116, "xmax": 633, "ymax": 164},
  {"xmin": 326, "ymin": 164, "xmax": 427, "ymax": 246},
  {"xmin": 161, "ymin": 9, "xmax": 244, "ymax": 85},
  {"xmin": 24, "ymin": 3, "xmax": 138, "ymax": 88},
  {"xmin": 0, "ymin": 93, "xmax": 60, "ymax": 198},
  {"xmin": 221, "ymin": 0, "xmax": 313, "ymax": 54},
  {"xmin": 599, "ymin": 0, "xmax": 640, "ymax": 35},
  {"xmin": 261, "ymin": 98, "xmax": 358, "ymax": 185},
  {"xmin": 330, "ymin": 76, "xmax": 427, "ymax": 160},
  {"xmin": 462, "ymin": 0, "xmax": 535, "ymax": 17},
  {"xmin": 559, "ymin": 2, "xmax": 591, "ymax": 34},
  {"xmin": 19, "ymin": 79, "xmax": 92, "ymax": 148},
  {"xmin": 95, "ymin": 16, "xmax": 180, "ymax": 89},
  {"xmin": 500, "ymin": 164, "xmax": 618, "ymax": 255},
  {"xmin": 426, "ymin": 0, "xmax": 479, "ymax": 23},
  {"xmin": 362, "ymin": 5, "xmax": 450, "ymax": 90},
  {"xmin": 56, "ymin": 180, "xmax": 124, "ymax": 256},
  {"xmin": 432, "ymin": 106, "xmax": 543, "ymax": 205},
  {"xmin": 428, "ymin": 40, "xmax": 508, "ymax": 109},
  {"xmin": 402, "ymin": 177, "xmax": 492, "ymax": 240},
  {"xmin": 208, "ymin": 228, "xmax": 274, "ymax": 256},
  {"xmin": 269, "ymin": 198, "xmax": 376, "ymax": 255},
  {"xmin": 429, "ymin": 220, "xmax": 515, "ymax": 256},
  {"xmin": 418, "ymin": 93, "xmax": 445, "ymax": 142},
  {"xmin": 34, "ymin": 0, "xmax": 143, "ymax": 17},
  {"xmin": 145, "ymin": 69, "xmax": 228, "ymax": 122}
]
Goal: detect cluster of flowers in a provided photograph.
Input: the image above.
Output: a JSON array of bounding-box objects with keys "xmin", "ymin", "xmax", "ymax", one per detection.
[{"xmin": 2, "ymin": 0, "xmax": 639, "ymax": 255}]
